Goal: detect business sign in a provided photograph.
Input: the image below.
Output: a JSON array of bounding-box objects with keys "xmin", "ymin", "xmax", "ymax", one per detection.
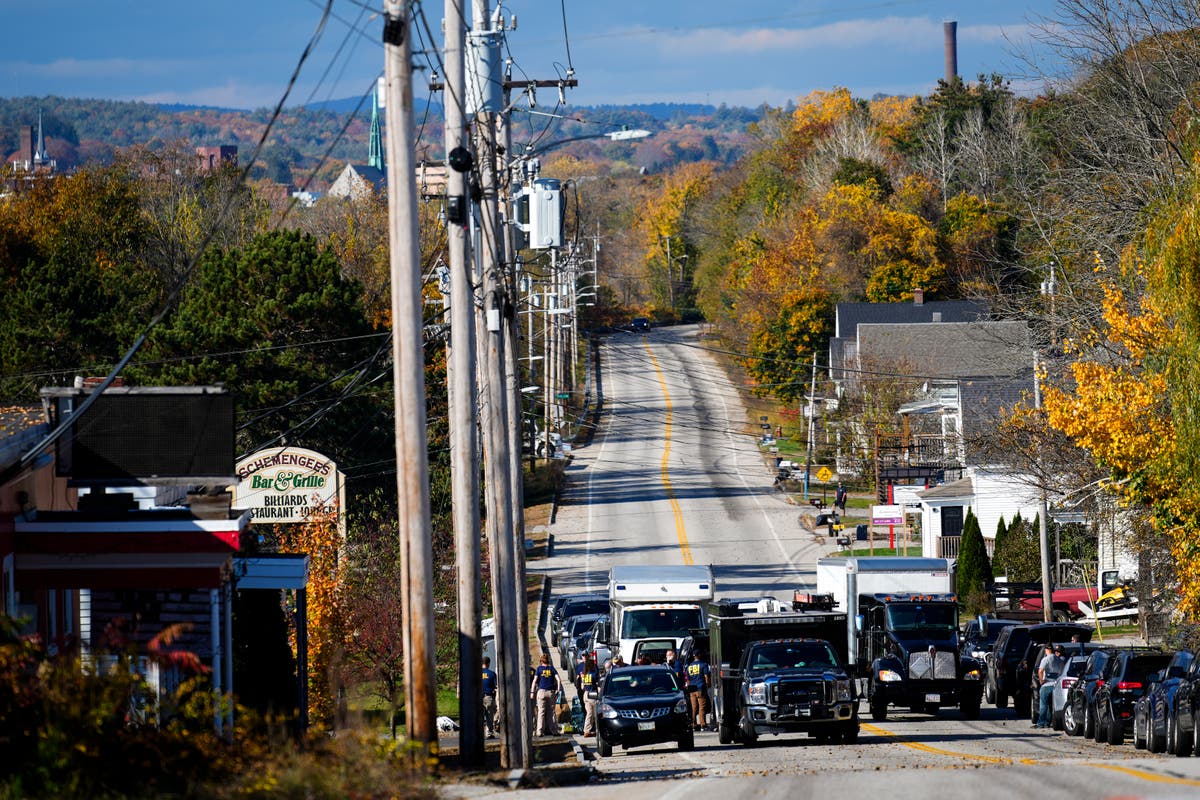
[
  {"xmin": 871, "ymin": 504, "xmax": 905, "ymax": 526},
  {"xmin": 233, "ymin": 447, "xmax": 342, "ymax": 523},
  {"xmin": 890, "ymin": 484, "xmax": 927, "ymax": 508}
]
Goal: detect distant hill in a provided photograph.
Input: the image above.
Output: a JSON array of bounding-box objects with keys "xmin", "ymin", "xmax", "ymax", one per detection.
[{"xmin": 0, "ymin": 95, "xmax": 769, "ymax": 185}]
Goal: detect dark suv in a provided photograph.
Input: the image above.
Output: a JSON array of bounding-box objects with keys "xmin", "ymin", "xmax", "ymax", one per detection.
[
  {"xmin": 1063, "ymin": 649, "xmax": 1116, "ymax": 738},
  {"xmin": 1093, "ymin": 649, "xmax": 1170, "ymax": 745},
  {"xmin": 1172, "ymin": 647, "xmax": 1200, "ymax": 757},
  {"xmin": 631, "ymin": 317, "xmax": 651, "ymax": 333},
  {"xmin": 596, "ymin": 665, "xmax": 692, "ymax": 757},
  {"xmin": 552, "ymin": 593, "xmax": 608, "ymax": 647},
  {"xmin": 986, "ymin": 622, "xmax": 1092, "ymax": 714}
]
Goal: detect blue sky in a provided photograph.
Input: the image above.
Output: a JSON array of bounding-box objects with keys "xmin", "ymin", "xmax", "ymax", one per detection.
[{"xmin": 2, "ymin": 1, "xmax": 1063, "ymax": 110}]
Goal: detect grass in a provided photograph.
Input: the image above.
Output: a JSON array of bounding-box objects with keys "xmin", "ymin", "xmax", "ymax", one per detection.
[{"xmin": 833, "ymin": 546, "xmax": 924, "ymax": 557}]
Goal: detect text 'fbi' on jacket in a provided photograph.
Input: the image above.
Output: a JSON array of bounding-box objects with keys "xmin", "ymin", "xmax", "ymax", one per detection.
[{"xmin": 535, "ymin": 665, "xmax": 557, "ymax": 689}]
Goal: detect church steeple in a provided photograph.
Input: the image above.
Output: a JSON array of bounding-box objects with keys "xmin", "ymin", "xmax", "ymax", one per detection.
[
  {"xmin": 33, "ymin": 109, "xmax": 48, "ymax": 165},
  {"xmin": 367, "ymin": 86, "xmax": 384, "ymax": 171}
]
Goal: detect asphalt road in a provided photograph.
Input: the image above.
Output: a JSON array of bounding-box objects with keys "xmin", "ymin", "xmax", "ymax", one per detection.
[{"xmin": 451, "ymin": 324, "xmax": 1200, "ymax": 799}]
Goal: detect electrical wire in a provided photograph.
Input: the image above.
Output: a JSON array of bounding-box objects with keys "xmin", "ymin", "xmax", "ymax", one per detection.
[{"xmin": 558, "ymin": 0, "xmax": 574, "ymax": 74}]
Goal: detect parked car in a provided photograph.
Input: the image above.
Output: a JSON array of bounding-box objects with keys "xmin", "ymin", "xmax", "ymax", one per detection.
[
  {"xmin": 560, "ymin": 613, "xmax": 606, "ymax": 669},
  {"xmin": 549, "ymin": 593, "xmax": 600, "ymax": 646},
  {"xmin": 1134, "ymin": 672, "xmax": 1161, "ymax": 751},
  {"xmin": 1064, "ymin": 649, "xmax": 1116, "ymax": 738},
  {"xmin": 589, "ymin": 616, "xmax": 614, "ymax": 669},
  {"xmin": 1172, "ymin": 647, "xmax": 1200, "ymax": 757},
  {"xmin": 1142, "ymin": 648, "xmax": 1195, "ymax": 754},
  {"xmin": 1050, "ymin": 654, "xmax": 1090, "ymax": 730},
  {"xmin": 595, "ymin": 664, "xmax": 693, "ymax": 757},
  {"xmin": 960, "ymin": 617, "xmax": 1021, "ymax": 701},
  {"xmin": 1093, "ymin": 649, "xmax": 1170, "ymax": 745},
  {"xmin": 986, "ymin": 622, "xmax": 1092, "ymax": 714},
  {"xmin": 552, "ymin": 594, "xmax": 608, "ymax": 647}
]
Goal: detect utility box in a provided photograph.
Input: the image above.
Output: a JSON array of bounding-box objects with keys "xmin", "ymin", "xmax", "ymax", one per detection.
[{"xmin": 527, "ymin": 178, "xmax": 563, "ymax": 249}]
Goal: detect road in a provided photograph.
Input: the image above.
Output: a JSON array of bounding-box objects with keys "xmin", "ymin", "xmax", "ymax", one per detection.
[
  {"xmin": 456, "ymin": 324, "xmax": 1200, "ymax": 799},
  {"xmin": 546, "ymin": 324, "xmax": 826, "ymax": 600}
]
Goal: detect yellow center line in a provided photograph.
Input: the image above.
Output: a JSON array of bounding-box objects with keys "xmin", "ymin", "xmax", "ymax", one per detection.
[
  {"xmin": 645, "ymin": 340, "xmax": 693, "ymax": 565},
  {"xmin": 862, "ymin": 723, "xmax": 1200, "ymax": 786}
]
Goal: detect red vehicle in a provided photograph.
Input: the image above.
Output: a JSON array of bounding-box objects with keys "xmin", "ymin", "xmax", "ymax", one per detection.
[{"xmin": 1014, "ymin": 586, "xmax": 1100, "ymax": 619}]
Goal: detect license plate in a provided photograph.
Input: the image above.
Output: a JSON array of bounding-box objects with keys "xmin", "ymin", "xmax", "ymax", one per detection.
[
  {"xmin": 637, "ymin": 721, "xmax": 655, "ymax": 731},
  {"xmin": 925, "ymin": 693, "xmax": 941, "ymax": 703}
]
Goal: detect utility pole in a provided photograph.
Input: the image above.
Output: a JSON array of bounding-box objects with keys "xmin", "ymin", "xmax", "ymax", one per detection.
[
  {"xmin": 443, "ymin": 0, "xmax": 483, "ymax": 766},
  {"xmin": 382, "ymin": 0, "xmax": 437, "ymax": 764},
  {"xmin": 803, "ymin": 352, "xmax": 818, "ymax": 500},
  {"xmin": 470, "ymin": 0, "xmax": 527, "ymax": 768}
]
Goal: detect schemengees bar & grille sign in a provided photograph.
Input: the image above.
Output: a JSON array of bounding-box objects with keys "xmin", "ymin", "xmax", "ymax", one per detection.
[{"xmin": 233, "ymin": 447, "xmax": 343, "ymax": 523}]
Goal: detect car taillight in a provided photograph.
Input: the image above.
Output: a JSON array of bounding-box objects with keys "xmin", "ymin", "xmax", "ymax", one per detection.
[
  {"xmin": 1116, "ymin": 681, "xmax": 1142, "ymax": 691},
  {"xmin": 1096, "ymin": 680, "xmax": 1105, "ymax": 687},
  {"xmin": 1060, "ymin": 677, "xmax": 1077, "ymax": 689}
]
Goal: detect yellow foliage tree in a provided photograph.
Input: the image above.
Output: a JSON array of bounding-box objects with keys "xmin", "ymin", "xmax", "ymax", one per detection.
[{"xmin": 275, "ymin": 507, "xmax": 348, "ymax": 730}]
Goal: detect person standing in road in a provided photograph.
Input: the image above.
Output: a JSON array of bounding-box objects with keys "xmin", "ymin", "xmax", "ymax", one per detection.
[
  {"xmin": 665, "ymin": 649, "xmax": 685, "ymax": 687},
  {"xmin": 1035, "ymin": 644, "xmax": 1065, "ymax": 728},
  {"xmin": 575, "ymin": 653, "xmax": 601, "ymax": 737},
  {"xmin": 531, "ymin": 653, "xmax": 561, "ymax": 736},
  {"xmin": 481, "ymin": 656, "xmax": 498, "ymax": 738},
  {"xmin": 685, "ymin": 650, "xmax": 712, "ymax": 731}
]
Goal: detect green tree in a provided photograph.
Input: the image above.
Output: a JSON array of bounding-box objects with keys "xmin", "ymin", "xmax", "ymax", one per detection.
[
  {"xmin": 957, "ymin": 509, "xmax": 992, "ymax": 615},
  {"xmin": 130, "ymin": 229, "xmax": 384, "ymax": 472},
  {"xmin": 993, "ymin": 516, "xmax": 1009, "ymax": 578},
  {"xmin": 994, "ymin": 512, "xmax": 1041, "ymax": 582}
]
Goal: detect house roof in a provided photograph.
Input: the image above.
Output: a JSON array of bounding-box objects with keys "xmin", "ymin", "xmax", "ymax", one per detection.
[
  {"xmin": 834, "ymin": 300, "xmax": 988, "ymax": 338},
  {"xmin": 856, "ymin": 320, "xmax": 1031, "ymax": 380},
  {"xmin": 960, "ymin": 374, "xmax": 1037, "ymax": 461},
  {"xmin": 918, "ymin": 476, "xmax": 974, "ymax": 501}
]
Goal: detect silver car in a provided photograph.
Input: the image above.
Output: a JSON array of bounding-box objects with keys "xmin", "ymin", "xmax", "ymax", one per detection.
[{"xmin": 1052, "ymin": 655, "xmax": 1090, "ymax": 730}]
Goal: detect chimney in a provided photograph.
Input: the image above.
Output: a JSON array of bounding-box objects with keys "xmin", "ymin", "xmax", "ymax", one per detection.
[
  {"xmin": 944, "ymin": 20, "xmax": 958, "ymax": 84},
  {"xmin": 913, "ymin": 288, "xmax": 925, "ymax": 306},
  {"xmin": 18, "ymin": 125, "xmax": 33, "ymax": 166}
]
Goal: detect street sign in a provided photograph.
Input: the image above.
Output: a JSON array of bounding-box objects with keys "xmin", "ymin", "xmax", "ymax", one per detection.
[
  {"xmin": 555, "ymin": 392, "xmax": 570, "ymax": 399},
  {"xmin": 815, "ymin": 466, "xmax": 834, "ymax": 482}
]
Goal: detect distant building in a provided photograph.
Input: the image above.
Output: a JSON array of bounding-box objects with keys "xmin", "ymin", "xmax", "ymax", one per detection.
[
  {"xmin": 8, "ymin": 111, "xmax": 56, "ymax": 174},
  {"xmin": 196, "ymin": 145, "xmax": 238, "ymax": 172},
  {"xmin": 328, "ymin": 86, "xmax": 387, "ymax": 200}
]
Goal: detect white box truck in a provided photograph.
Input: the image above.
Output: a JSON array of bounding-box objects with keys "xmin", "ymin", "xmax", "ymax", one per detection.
[
  {"xmin": 608, "ymin": 565, "xmax": 714, "ymax": 664},
  {"xmin": 816, "ymin": 557, "xmax": 983, "ymax": 720}
]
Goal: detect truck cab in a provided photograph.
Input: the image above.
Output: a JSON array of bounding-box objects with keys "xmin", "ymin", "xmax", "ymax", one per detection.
[
  {"xmin": 707, "ymin": 599, "xmax": 857, "ymax": 746},
  {"xmin": 858, "ymin": 592, "xmax": 983, "ymax": 720},
  {"xmin": 607, "ymin": 565, "xmax": 714, "ymax": 664}
]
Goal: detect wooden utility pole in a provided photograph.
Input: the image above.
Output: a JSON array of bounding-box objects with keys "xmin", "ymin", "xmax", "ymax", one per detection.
[
  {"xmin": 444, "ymin": 0, "xmax": 483, "ymax": 766},
  {"xmin": 382, "ymin": 0, "xmax": 437, "ymax": 763},
  {"xmin": 471, "ymin": 0, "xmax": 527, "ymax": 768}
]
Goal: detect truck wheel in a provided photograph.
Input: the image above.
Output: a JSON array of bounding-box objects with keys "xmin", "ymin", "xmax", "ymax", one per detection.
[
  {"xmin": 985, "ymin": 682, "xmax": 995, "ymax": 704},
  {"xmin": 1083, "ymin": 704, "xmax": 1095, "ymax": 739},
  {"xmin": 995, "ymin": 692, "xmax": 1008, "ymax": 710},
  {"xmin": 961, "ymin": 699, "xmax": 981, "ymax": 720},
  {"xmin": 597, "ymin": 730, "xmax": 612, "ymax": 758},
  {"xmin": 1051, "ymin": 710, "xmax": 1063, "ymax": 731},
  {"xmin": 870, "ymin": 695, "xmax": 888, "ymax": 722},
  {"xmin": 677, "ymin": 730, "xmax": 694, "ymax": 752},
  {"xmin": 718, "ymin": 724, "xmax": 733, "ymax": 745},
  {"xmin": 1148, "ymin": 718, "xmax": 1164, "ymax": 753},
  {"xmin": 841, "ymin": 722, "xmax": 860, "ymax": 744},
  {"xmin": 1095, "ymin": 707, "xmax": 1109, "ymax": 743},
  {"xmin": 740, "ymin": 715, "xmax": 759, "ymax": 747}
]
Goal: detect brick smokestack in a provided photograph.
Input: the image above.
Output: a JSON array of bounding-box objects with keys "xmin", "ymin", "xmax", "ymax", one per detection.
[{"xmin": 944, "ymin": 20, "xmax": 958, "ymax": 83}]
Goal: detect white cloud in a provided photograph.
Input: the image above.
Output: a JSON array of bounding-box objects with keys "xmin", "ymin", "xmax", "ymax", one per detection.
[
  {"xmin": 654, "ymin": 17, "xmax": 1034, "ymax": 55},
  {"xmin": 132, "ymin": 81, "xmax": 280, "ymax": 110},
  {"xmin": 8, "ymin": 57, "xmax": 192, "ymax": 78}
]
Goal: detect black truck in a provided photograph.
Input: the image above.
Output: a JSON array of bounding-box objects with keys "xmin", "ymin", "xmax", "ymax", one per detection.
[
  {"xmin": 857, "ymin": 592, "xmax": 985, "ymax": 720},
  {"xmin": 702, "ymin": 598, "xmax": 858, "ymax": 746}
]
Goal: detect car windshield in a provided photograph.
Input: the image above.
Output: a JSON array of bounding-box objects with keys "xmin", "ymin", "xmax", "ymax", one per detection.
[
  {"xmin": 1130, "ymin": 655, "xmax": 1172, "ymax": 680},
  {"xmin": 885, "ymin": 604, "xmax": 957, "ymax": 636},
  {"xmin": 564, "ymin": 599, "xmax": 608, "ymax": 619},
  {"xmin": 747, "ymin": 642, "xmax": 839, "ymax": 672},
  {"xmin": 1066, "ymin": 659, "xmax": 1088, "ymax": 678},
  {"xmin": 604, "ymin": 670, "xmax": 679, "ymax": 698},
  {"xmin": 621, "ymin": 608, "xmax": 703, "ymax": 639}
]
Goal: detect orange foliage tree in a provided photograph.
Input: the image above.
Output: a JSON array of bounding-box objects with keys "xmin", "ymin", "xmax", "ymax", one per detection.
[{"xmin": 274, "ymin": 508, "xmax": 348, "ymax": 730}]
